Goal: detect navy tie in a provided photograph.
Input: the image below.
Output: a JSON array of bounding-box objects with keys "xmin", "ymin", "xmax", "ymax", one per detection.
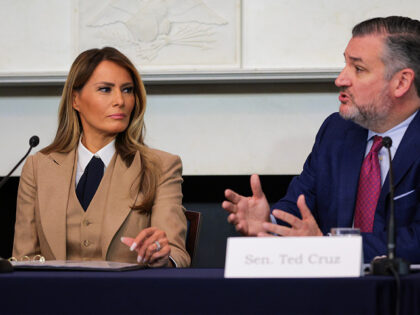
[{"xmin": 76, "ymin": 156, "xmax": 104, "ymax": 211}]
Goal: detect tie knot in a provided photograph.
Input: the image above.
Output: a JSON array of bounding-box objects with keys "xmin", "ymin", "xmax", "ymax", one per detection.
[
  {"xmin": 89, "ymin": 156, "xmax": 104, "ymax": 169},
  {"xmin": 371, "ymin": 135, "xmax": 383, "ymax": 153}
]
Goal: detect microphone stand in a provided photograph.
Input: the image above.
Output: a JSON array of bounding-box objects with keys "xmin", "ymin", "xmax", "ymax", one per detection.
[
  {"xmin": 0, "ymin": 136, "xmax": 39, "ymax": 190},
  {"xmin": 371, "ymin": 137, "xmax": 410, "ymax": 276},
  {"xmin": 370, "ymin": 137, "xmax": 409, "ymax": 315},
  {"xmin": 0, "ymin": 136, "xmax": 39, "ymax": 273}
]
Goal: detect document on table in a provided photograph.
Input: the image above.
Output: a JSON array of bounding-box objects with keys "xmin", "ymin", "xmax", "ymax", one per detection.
[{"xmin": 10, "ymin": 260, "xmax": 143, "ymax": 271}]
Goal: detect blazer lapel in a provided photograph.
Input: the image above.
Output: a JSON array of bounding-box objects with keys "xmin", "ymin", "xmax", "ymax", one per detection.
[
  {"xmin": 337, "ymin": 125, "xmax": 368, "ymax": 226},
  {"xmin": 101, "ymin": 152, "xmax": 142, "ymax": 258},
  {"xmin": 38, "ymin": 150, "xmax": 76, "ymax": 260},
  {"xmin": 377, "ymin": 112, "xmax": 420, "ymax": 214}
]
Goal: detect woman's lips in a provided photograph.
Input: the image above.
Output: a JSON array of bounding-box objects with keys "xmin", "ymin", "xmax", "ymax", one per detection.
[{"xmin": 108, "ymin": 113, "xmax": 126, "ymax": 119}]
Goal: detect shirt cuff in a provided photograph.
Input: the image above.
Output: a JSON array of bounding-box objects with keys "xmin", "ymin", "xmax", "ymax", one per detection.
[
  {"xmin": 169, "ymin": 255, "xmax": 177, "ymax": 267},
  {"xmin": 270, "ymin": 214, "xmax": 277, "ymax": 224}
]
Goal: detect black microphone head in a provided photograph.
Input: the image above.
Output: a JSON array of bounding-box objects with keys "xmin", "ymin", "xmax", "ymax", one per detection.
[
  {"xmin": 29, "ymin": 136, "xmax": 40, "ymax": 148},
  {"xmin": 382, "ymin": 136, "xmax": 392, "ymax": 149}
]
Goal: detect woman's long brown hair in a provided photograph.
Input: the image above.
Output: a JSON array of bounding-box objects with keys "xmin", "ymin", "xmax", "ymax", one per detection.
[{"xmin": 42, "ymin": 47, "xmax": 159, "ymax": 212}]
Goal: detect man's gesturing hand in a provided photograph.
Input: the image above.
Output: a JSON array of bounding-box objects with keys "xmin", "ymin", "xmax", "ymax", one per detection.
[
  {"xmin": 222, "ymin": 174, "xmax": 270, "ymax": 236},
  {"xmin": 259, "ymin": 195, "xmax": 323, "ymax": 237}
]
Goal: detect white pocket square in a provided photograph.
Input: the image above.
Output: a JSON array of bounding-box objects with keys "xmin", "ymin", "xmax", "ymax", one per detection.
[{"xmin": 394, "ymin": 189, "xmax": 416, "ymax": 200}]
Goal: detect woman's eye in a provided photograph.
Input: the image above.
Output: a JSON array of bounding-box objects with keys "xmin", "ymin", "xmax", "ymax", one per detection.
[
  {"xmin": 123, "ymin": 86, "xmax": 134, "ymax": 93},
  {"xmin": 98, "ymin": 87, "xmax": 111, "ymax": 92}
]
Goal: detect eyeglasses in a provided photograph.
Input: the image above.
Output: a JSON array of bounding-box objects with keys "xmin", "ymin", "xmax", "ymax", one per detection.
[{"xmin": 8, "ymin": 255, "xmax": 45, "ymax": 263}]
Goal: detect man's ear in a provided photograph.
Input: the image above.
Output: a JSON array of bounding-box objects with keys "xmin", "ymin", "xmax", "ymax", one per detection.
[
  {"xmin": 392, "ymin": 68, "xmax": 415, "ymax": 98},
  {"xmin": 72, "ymin": 91, "xmax": 80, "ymax": 111}
]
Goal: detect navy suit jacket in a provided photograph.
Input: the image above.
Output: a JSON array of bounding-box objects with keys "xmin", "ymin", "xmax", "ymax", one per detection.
[{"xmin": 272, "ymin": 112, "xmax": 420, "ymax": 263}]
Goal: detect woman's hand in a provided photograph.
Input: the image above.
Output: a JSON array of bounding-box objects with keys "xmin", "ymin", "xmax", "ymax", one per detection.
[{"xmin": 121, "ymin": 227, "xmax": 172, "ymax": 268}]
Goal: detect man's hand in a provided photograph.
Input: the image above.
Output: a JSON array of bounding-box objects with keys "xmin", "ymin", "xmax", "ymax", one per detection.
[
  {"xmin": 259, "ymin": 194, "xmax": 323, "ymax": 237},
  {"xmin": 222, "ymin": 174, "xmax": 270, "ymax": 236}
]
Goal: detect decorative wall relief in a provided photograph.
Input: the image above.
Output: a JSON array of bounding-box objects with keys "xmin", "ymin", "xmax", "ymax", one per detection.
[
  {"xmin": 78, "ymin": 0, "xmax": 240, "ymax": 70},
  {"xmin": 4, "ymin": 0, "xmax": 419, "ymax": 83}
]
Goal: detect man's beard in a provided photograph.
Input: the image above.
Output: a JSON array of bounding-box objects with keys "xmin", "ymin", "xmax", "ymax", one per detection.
[{"xmin": 339, "ymin": 85, "xmax": 393, "ymax": 131}]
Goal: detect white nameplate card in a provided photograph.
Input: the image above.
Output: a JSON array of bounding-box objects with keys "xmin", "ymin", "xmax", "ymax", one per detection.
[{"xmin": 224, "ymin": 236, "xmax": 363, "ymax": 278}]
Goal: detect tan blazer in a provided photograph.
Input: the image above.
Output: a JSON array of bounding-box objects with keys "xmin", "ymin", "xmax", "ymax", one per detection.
[{"xmin": 13, "ymin": 147, "xmax": 190, "ymax": 267}]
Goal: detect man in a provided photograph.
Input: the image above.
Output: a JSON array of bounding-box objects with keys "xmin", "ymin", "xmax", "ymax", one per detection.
[{"xmin": 222, "ymin": 16, "xmax": 420, "ymax": 263}]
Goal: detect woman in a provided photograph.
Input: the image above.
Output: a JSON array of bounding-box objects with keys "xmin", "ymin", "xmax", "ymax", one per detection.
[{"xmin": 13, "ymin": 47, "xmax": 190, "ymax": 268}]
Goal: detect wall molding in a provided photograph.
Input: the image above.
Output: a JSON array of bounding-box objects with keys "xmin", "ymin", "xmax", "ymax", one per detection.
[{"xmin": 0, "ymin": 69, "xmax": 339, "ymax": 86}]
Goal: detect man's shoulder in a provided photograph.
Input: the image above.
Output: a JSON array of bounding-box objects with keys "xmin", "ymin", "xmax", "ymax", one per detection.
[
  {"xmin": 317, "ymin": 112, "xmax": 364, "ymax": 139},
  {"xmin": 322, "ymin": 112, "xmax": 360, "ymax": 129}
]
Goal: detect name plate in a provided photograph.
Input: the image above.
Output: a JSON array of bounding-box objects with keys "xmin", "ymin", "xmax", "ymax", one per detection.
[{"xmin": 224, "ymin": 236, "xmax": 363, "ymax": 278}]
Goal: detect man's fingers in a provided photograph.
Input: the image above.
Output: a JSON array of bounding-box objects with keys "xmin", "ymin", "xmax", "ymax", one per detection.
[
  {"xmin": 235, "ymin": 221, "xmax": 248, "ymax": 235},
  {"xmin": 297, "ymin": 194, "xmax": 312, "ymax": 220},
  {"xmin": 222, "ymin": 201, "xmax": 237, "ymax": 214},
  {"xmin": 262, "ymin": 222, "xmax": 291, "ymax": 236},
  {"xmin": 272, "ymin": 209, "xmax": 302, "ymax": 229},
  {"xmin": 257, "ymin": 232, "xmax": 273, "ymax": 237},
  {"xmin": 227, "ymin": 213, "xmax": 237, "ymax": 224},
  {"xmin": 224, "ymin": 189, "xmax": 243, "ymax": 204},
  {"xmin": 250, "ymin": 174, "xmax": 264, "ymax": 199},
  {"xmin": 228, "ymin": 214, "xmax": 248, "ymax": 235}
]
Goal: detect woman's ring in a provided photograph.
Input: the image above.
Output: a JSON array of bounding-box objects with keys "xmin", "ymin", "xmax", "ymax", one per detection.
[{"xmin": 155, "ymin": 241, "xmax": 161, "ymax": 252}]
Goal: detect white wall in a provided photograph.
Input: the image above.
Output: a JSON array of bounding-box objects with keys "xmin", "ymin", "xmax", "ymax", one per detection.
[
  {"xmin": 0, "ymin": 83, "xmax": 337, "ymax": 175},
  {"xmin": 1, "ymin": 0, "xmax": 418, "ymax": 175},
  {"xmin": 145, "ymin": 84, "xmax": 337, "ymax": 175}
]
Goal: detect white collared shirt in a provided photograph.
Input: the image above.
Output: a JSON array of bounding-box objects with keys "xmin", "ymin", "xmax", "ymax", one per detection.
[
  {"xmin": 76, "ymin": 138, "xmax": 116, "ymax": 186},
  {"xmin": 366, "ymin": 110, "xmax": 418, "ymax": 186}
]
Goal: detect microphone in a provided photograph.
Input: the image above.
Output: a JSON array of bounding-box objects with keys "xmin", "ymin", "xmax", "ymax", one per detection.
[
  {"xmin": 371, "ymin": 136, "xmax": 410, "ymax": 275},
  {"xmin": 0, "ymin": 136, "xmax": 39, "ymax": 190},
  {"xmin": 0, "ymin": 135, "xmax": 39, "ymax": 273}
]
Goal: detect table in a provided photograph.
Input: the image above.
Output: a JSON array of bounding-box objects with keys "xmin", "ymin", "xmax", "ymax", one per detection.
[{"xmin": 1, "ymin": 268, "xmax": 419, "ymax": 314}]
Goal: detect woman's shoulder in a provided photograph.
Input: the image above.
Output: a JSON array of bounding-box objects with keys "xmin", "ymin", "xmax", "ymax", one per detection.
[
  {"xmin": 20, "ymin": 151, "xmax": 57, "ymax": 178},
  {"xmin": 25, "ymin": 150, "xmax": 48, "ymax": 165},
  {"xmin": 143, "ymin": 147, "xmax": 182, "ymax": 175},
  {"xmin": 146, "ymin": 147, "xmax": 181, "ymax": 163},
  {"xmin": 35, "ymin": 149, "xmax": 73, "ymax": 160},
  {"xmin": 26, "ymin": 150, "xmax": 75, "ymax": 168}
]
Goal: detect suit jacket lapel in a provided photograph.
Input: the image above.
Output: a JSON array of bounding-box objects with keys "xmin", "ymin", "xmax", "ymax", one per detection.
[
  {"xmin": 38, "ymin": 150, "xmax": 76, "ymax": 260},
  {"xmin": 101, "ymin": 151, "xmax": 142, "ymax": 258},
  {"xmin": 377, "ymin": 112, "xmax": 420, "ymax": 213},
  {"xmin": 337, "ymin": 125, "xmax": 368, "ymax": 226}
]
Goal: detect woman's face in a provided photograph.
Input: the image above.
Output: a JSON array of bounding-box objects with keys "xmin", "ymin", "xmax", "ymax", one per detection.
[{"xmin": 73, "ymin": 60, "xmax": 135, "ymax": 145}]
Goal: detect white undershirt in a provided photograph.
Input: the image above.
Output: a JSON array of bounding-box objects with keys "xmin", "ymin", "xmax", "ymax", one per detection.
[{"xmin": 76, "ymin": 138, "xmax": 116, "ymax": 186}]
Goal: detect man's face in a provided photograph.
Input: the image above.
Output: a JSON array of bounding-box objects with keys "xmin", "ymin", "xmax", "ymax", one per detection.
[{"xmin": 335, "ymin": 35, "xmax": 393, "ymax": 131}]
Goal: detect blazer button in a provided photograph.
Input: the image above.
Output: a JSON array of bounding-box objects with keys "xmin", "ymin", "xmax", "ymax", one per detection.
[
  {"xmin": 83, "ymin": 220, "xmax": 91, "ymax": 226},
  {"xmin": 83, "ymin": 240, "xmax": 90, "ymax": 247}
]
